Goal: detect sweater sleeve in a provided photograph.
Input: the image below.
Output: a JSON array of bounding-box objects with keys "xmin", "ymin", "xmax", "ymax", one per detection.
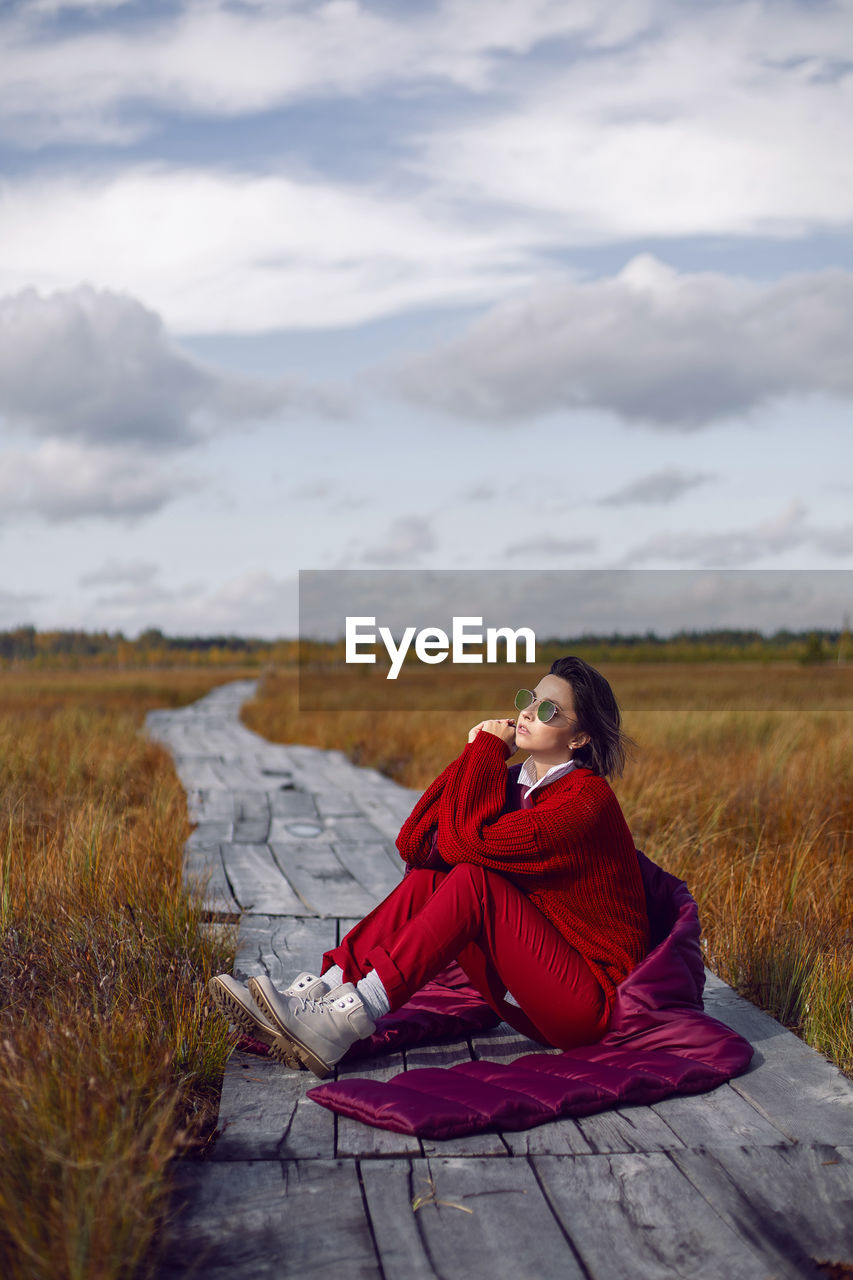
[
  {"xmin": 436, "ymin": 730, "xmax": 610, "ymax": 877},
  {"xmin": 394, "ymin": 749, "xmax": 468, "ymax": 866}
]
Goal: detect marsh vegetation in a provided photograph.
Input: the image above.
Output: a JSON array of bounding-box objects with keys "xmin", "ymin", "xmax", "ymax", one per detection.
[{"xmin": 0, "ymin": 669, "xmax": 249, "ymax": 1280}]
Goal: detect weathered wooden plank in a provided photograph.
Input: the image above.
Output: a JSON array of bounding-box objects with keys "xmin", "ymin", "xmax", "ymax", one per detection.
[
  {"xmin": 331, "ymin": 840, "xmax": 403, "ymax": 902},
  {"xmin": 671, "ymin": 1143, "xmax": 853, "ymax": 1280},
  {"xmin": 313, "ymin": 755, "xmax": 377, "ymax": 787},
  {"xmin": 404, "ymin": 1042, "xmax": 474, "ymax": 1070},
  {"xmin": 502, "ymin": 1119, "xmax": 594, "ymax": 1156},
  {"xmin": 282, "ymin": 756, "xmax": 358, "ymax": 795},
  {"xmin": 359, "ymin": 1160, "xmax": 438, "ymax": 1280},
  {"xmin": 212, "ymin": 1051, "xmax": 334, "ymax": 1161},
  {"xmin": 353, "ymin": 792, "xmax": 415, "ymax": 842},
  {"xmin": 576, "ymin": 1104, "xmax": 684, "ymax": 1153},
  {"xmin": 169, "ymin": 758, "xmax": 226, "ymax": 790},
  {"xmin": 650, "ymin": 1081, "xmax": 791, "ymax": 1148},
  {"xmin": 189, "ymin": 788, "xmax": 234, "ymax": 820},
  {"xmin": 267, "ymin": 789, "xmax": 320, "ymax": 819},
  {"xmin": 267, "ymin": 817, "xmax": 331, "ymax": 845},
  {"xmin": 270, "ymin": 747, "xmax": 329, "ymax": 789},
  {"xmin": 365, "ymin": 777, "xmax": 421, "ymax": 812},
  {"xmin": 313, "ymin": 790, "xmax": 363, "ymax": 817},
  {"xmin": 159, "ymin": 1159, "xmax": 380, "ymax": 1279},
  {"xmin": 232, "ymin": 823, "xmax": 273, "ymax": 845},
  {"xmin": 336, "ymin": 1054, "xmax": 422, "ymax": 1157},
  {"xmin": 254, "ymin": 757, "xmax": 296, "ymax": 778},
  {"xmin": 221, "ymin": 843, "xmax": 310, "ymax": 915},
  {"xmin": 186, "ymin": 819, "xmax": 233, "ymax": 845},
  {"xmin": 232, "ymin": 790, "xmax": 271, "ymax": 842},
  {"xmin": 209, "ymin": 761, "xmax": 272, "ymax": 790},
  {"xmin": 326, "ymin": 816, "xmax": 389, "ymax": 843},
  {"xmin": 234, "ymin": 915, "xmax": 336, "ymax": 986},
  {"xmin": 534, "ymin": 1151, "xmax": 782, "ymax": 1280},
  {"xmin": 269, "ymin": 842, "xmax": 378, "ymax": 917},
  {"xmin": 409, "ymin": 1156, "xmax": 587, "ymax": 1280},
  {"xmin": 421, "ymin": 1126, "xmax": 509, "ymax": 1158},
  {"xmin": 182, "ymin": 842, "xmax": 239, "ymax": 914},
  {"xmin": 233, "ymin": 819, "xmax": 272, "ymax": 844},
  {"xmin": 471, "ymin": 1022, "xmax": 556, "ymax": 1063},
  {"xmin": 702, "ymin": 980, "xmax": 853, "ymax": 1145},
  {"xmin": 337, "ymin": 917, "xmax": 360, "ymax": 944}
]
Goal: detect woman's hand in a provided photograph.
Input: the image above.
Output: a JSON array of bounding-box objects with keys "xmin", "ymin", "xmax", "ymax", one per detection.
[{"xmin": 468, "ymin": 718, "xmax": 517, "ymax": 749}]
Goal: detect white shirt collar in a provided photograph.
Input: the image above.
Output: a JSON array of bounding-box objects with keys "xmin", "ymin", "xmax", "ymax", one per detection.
[{"xmin": 517, "ymin": 755, "xmax": 579, "ymax": 799}]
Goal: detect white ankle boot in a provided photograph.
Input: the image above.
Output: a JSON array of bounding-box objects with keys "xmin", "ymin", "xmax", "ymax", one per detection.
[
  {"xmin": 248, "ymin": 977, "xmax": 376, "ymax": 1079},
  {"xmin": 208, "ymin": 972, "xmax": 328, "ymax": 1069}
]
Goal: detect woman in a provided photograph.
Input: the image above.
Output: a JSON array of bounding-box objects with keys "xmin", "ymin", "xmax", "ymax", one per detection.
[{"xmin": 209, "ymin": 656, "xmax": 650, "ymax": 1078}]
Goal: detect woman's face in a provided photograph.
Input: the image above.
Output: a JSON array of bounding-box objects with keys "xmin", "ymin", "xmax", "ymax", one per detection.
[{"xmin": 514, "ymin": 674, "xmax": 590, "ymax": 764}]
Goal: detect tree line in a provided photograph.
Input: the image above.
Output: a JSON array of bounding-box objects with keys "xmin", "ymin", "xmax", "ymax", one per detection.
[{"xmin": 2, "ymin": 625, "xmax": 847, "ymax": 667}]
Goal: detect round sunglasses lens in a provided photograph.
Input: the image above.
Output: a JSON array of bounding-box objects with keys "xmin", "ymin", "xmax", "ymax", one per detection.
[
  {"xmin": 537, "ymin": 700, "xmax": 557, "ymax": 722},
  {"xmin": 514, "ymin": 689, "xmax": 535, "ymax": 711}
]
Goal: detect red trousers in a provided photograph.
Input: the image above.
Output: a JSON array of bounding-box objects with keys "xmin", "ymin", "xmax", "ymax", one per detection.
[{"xmin": 322, "ymin": 864, "xmax": 609, "ymax": 1050}]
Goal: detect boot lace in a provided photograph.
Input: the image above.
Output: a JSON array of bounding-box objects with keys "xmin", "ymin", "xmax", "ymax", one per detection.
[{"xmin": 296, "ymin": 992, "xmax": 355, "ymax": 1016}]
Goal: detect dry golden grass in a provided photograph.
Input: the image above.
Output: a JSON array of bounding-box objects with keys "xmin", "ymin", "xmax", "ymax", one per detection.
[
  {"xmin": 0, "ymin": 668, "xmax": 255, "ymax": 1280},
  {"xmin": 243, "ymin": 662, "xmax": 853, "ymax": 1076}
]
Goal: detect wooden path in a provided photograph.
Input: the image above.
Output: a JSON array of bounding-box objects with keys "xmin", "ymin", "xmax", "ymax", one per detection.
[{"xmin": 147, "ymin": 681, "xmax": 853, "ymax": 1280}]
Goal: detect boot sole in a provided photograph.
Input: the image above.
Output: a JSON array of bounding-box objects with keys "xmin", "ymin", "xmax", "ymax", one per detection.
[
  {"xmin": 207, "ymin": 977, "xmax": 304, "ymax": 1071},
  {"xmin": 248, "ymin": 980, "xmax": 334, "ymax": 1079}
]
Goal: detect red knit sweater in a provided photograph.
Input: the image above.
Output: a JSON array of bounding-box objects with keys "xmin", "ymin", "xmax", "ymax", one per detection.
[{"xmin": 395, "ymin": 730, "xmax": 650, "ymax": 1006}]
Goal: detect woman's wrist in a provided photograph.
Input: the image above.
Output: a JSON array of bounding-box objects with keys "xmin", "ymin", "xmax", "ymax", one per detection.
[
  {"xmin": 467, "ymin": 718, "xmax": 516, "ymax": 752},
  {"xmin": 467, "ymin": 727, "xmax": 513, "ymax": 761}
]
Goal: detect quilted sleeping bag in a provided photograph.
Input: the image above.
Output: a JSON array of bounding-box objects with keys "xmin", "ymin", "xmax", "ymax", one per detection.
[{"xmin": 305, "ymin": 852, "xmax": 754, "ymax": 1139}]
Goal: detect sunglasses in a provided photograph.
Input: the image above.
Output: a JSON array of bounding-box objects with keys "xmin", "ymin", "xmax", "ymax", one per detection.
[{"xmin": 514, "ymin": 688, "xmax": 569, "ymax": 724}]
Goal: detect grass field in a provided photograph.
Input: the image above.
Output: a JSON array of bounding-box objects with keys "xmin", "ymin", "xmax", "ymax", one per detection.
[
  {"xmin": 0, "ymin": 668, "xmax": 255, "ymax": 1280},
  {"xmin": 243, "ymin": 661, "xmax": 853, "ymax": 1077}
]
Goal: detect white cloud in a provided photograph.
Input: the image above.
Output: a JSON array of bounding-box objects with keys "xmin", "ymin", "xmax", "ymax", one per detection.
[
  {"xmin": 78, "ymin": 559, "xmax": 159, "ymax": 588},
  {"xmin": 621, "ymin": 500, "xmax": 853, "ymax": 566},
  {"xmin": 810, "ymin": 525, "xmax": 853, "ymax": 557},
  {"xmin": 0, "ymin": 587, "xmax": 43, "ymax": 627},
  {"xmin": 361, "ymin": 515, "xmax": 437, "ymax": 564},
  {"xmin": 0, "ymin": 440, "xmax": 188, "ymax": 522},
  {"xmin": 504, "ymin": 536, "xmax": 597, "ymax": 559},
  {"xmin": 0, "ymin": 168, "xmax": 536, "ymax": 334},
  {"xmin": 413, "ymin": 1, "xmax": 853, "ymax": 239},
  {"xmin": 395, "ymin": 257, "xmax": 853, "ymax": 428},
  {"xmin": 3, "ymin": 4, "xmax": 852, "ymax": 339},
  {"xmin": 0, "ymin": 285, "xmax": 211, "ymax": 447},
  {"xmin": 460, "ymin": 484, "xmax": 500, "ymax": 502},
  {"xmin": 599, "ymin": 468, "xmax": 715, "ymax": 506},
  {"xmin": 0, "ymin": 285, "xmax": 349, "ymax": 526},
  {"xmin": 0, "ymin": 285, "xmax": 342, "ymax": 448},
  {"xmin": 77, "ymin": 567, "xmax": 297, "ymax": 637},
  {"xmin": 26, "ymin": 1, "xmax": 131, "ymax": 14},
  {"xmin": 0, "ymin": 2, "xmax": 648, "ymax": 145},
  {"xmin": 0, "ymin": 2, "xmax": 849, "ymax": 356}
]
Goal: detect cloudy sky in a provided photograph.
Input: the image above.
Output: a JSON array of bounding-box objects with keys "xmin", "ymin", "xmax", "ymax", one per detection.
[{"xmin": 1, "ymin": 0, "xmax": 852, "ymax": 638}]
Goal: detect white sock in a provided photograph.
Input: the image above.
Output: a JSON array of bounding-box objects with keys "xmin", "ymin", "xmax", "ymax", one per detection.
[
  {"xmin": 320, "ymin": 965, "xmax": 344, "ymax": 991},
  {"xmin": 355, "ymin": 970, "xmax": 390, "ymax": 1022}
]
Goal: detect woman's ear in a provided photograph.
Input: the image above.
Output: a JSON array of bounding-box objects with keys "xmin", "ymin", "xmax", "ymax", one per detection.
[{"xmin": 569, "ymin": 731, "xmax": 591, "ymax": 750}]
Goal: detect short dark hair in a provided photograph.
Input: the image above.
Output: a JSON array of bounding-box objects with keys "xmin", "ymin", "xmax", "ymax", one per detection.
[{"xmin": 548, "ymin": 655, "xmax": 630, "ymax": 778}]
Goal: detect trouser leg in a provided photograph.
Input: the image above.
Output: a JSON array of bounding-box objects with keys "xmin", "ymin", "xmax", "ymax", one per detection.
[
  {"xmin": 322, "ymin": 867, "xmax": 450, "ymax": 985},
  {"xmin": 323, "ymin": 863, "xmax": 608, "ymax": 1050}
]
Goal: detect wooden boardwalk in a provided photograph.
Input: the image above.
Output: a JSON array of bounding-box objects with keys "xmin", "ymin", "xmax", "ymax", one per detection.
[{"xmin": 147, "ymin": 681, "xmax": 853, "ymax": 1280}]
